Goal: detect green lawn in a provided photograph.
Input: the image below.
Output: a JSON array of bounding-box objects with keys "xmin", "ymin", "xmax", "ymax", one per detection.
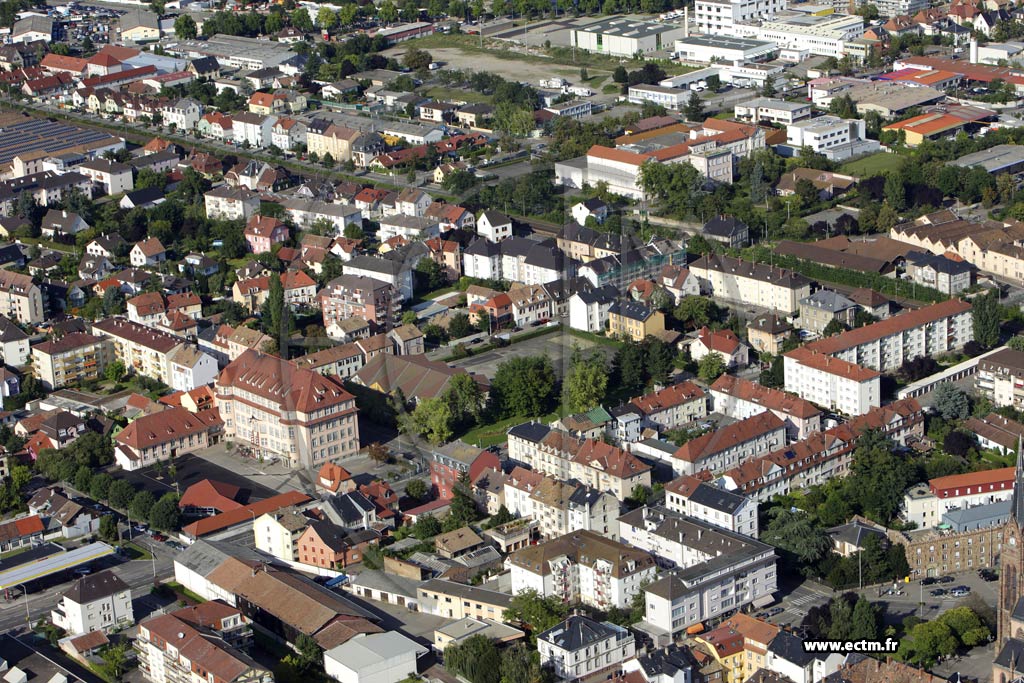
[
  {"xmin": 840, "ymin": 152, "xmax": 904, "ymax": 176},
  {"xmin": 164, "ymin": 580, "xmax": 207, "ymax": 604},
  {"xmin": 461, "ymin": 411, "xmax": 560, "ymax": 447},
  {"xmin": 123, "ymin": 542, "xmax": 152, "ymax": 561},
  {"xmin": 423, "ymin": 86, "xmax": 492, "ymax": 105}
]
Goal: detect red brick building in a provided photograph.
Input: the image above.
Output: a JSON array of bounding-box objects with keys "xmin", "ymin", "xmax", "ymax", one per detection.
[
  {"xmin": 297, "ymin": 520, "xmax": 379, "ymax": 569},
  {"xmin": 428, "ymin": 441, "xmax": 500, "ymax": 500}
]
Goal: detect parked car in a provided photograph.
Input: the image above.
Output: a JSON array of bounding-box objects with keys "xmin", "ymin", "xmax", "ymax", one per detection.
[
  {"xmin": 151, "ymin": 533, "xmax": 168, "ymax": 542},
  {"xmin": 767, "ymin": 607, "xmax": 784, "ymax": 617},
  {"xmin": 938, "ymin": 575, "xmax": 955, "ymax": 583},
  {"xmin": 921, "ymin": 577, "xmax": 938, "ymax": 585},
  {"xmin": 951, "ymin": 588, "xmax": 970, "ymax": 597}
]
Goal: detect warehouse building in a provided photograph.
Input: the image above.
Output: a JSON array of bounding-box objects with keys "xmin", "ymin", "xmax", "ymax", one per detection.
[
  {"xmin": 572, "ymin": 18, "xmax": 688, "ymax": 57},
  {"xmin": 673, "ymin": 35, "xmax": 778, "ymax": 63}
]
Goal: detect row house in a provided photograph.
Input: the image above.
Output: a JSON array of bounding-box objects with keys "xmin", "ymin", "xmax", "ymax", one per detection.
[
  {"xmin": 198, "ymin": 112, "xmax": 233, "ymax": 141},
  {"xmin": 508, "ymin": 284, "xmax": 552, "ymax": 327},
  {"xmin": 783, "ymin": 347, "xmax": 881, "ymax": 417},
  {"xmin": 507, "ymin": 422, "xmax": 651, "ymax": 500},
  {"xmin": 629, "ymin": 381, "xmax": 707, "ymax": 433},
  {"xmin": 672, "ymin": 411, "xmax": 787, "ymax": 477},
  {"xmin": 709, "ymin": 374, "xmax": 822, "ymax": 442},
  {"xmin": 688, "ymin": 253, "xmax": 813, "ymax": 315},
  {"xmin": 272, "ymin": 117, "xmax": 306, "ymax": 151},
  {"xmin": 493, "ymin": 466, "xmax": 621, "ymax": 541},
  {"xmin": 231, "ymin": 270, "xmax": 317, "ymax": 313},
  {"xmin": 718, "ymin": 398, "xmax": 925, "ymax": 503},
  {"xmin": 664, "ymin": 474, "xmax": 760, "ymax": 538},
  {"xmin": 162, "ymin": 97, "xmax": 202, "ymax": 130},
  {"xmin": 0, "ymin": 171, "xmax": 93, "ymax": 212}
]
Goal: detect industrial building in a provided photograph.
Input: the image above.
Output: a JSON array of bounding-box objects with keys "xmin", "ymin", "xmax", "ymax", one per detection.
[
  {"xmin": 571, "ymin": 18, "xmax": 688, "ymax": 57},
  {"xmin": 673, "ymin": 35, "xmax": 778, "ymax": 63}
]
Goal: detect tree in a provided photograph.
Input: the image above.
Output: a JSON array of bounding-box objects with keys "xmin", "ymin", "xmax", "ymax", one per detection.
[
  {"xmin": 1009, "ymin": 335, "xmax": 1024, "ymax": 352},
  {"xmin": 972, "ymin": 290, "xmax": 1001, "ymax": 349},
  {"xmin": 90, "ymin": 473, "xmax": 113, "ymax": 501},
  {"xmin": 444, "ymin": 372, "xmax": 483, "ymax": 425},
  {"xmin": 129, "ymin": 490, "xmax": 156, "ymax": 521},
  {"xmin": 490, "ymin": 356, "xmax": 557, "ymax": 418},
  {"xmin": 174, "ymin": 14, "xmax": 197, "ymax": 38},
  {"xmin": 411, "ymin": 514, "xmax": 441, "ymax": 539},
  {"xmin": 884, "ymin": 173, "xmax": 907, "ymax": 212},
  {"xmin": 98, "ymin": 515, "xmax": 119, "ymax": 542},
  {"xmin": 405, "ymin": 478, "xmax": 428, "ymax": 502},
  {"xmin": 294, "ymin": 633, "xmax": 322, "ymax": 671},
  {"xmin": 932, "ymin": 382, "xmax": 970, "ymax": 421},
  {"xmin": 504, "ymin": 589, "xmax": 569, "ymax": 641},
  {"xmin": 343, "ymin": 223, "xmax": 364, "ymax": 240},
  {"xmin": 613, "ymin": 65, "xmax": 628, "ymax": 83},
  {"xmin": 683, "ymin": 91, "xmax": 705, "ymax": 122},
  {"xmin": 445, "ymin": 635, "xmax": 501, "ymax": 683},
  {"xmin": 99, "ymin": 643, "xmax": 131, "ymax": 681},
  {"xmin": 846, "ymin": 430, "xmax": 918, "ymax": 523},
  {"xmin": 899, "ymin": 620, "xmax": 958, "ymax": 667},
  {"xmin": 850, "ymin": 596, "xmax": 881, "ymax": 640},
  {"xmin": 448, "ymin": 312, "xmax": 473, "ymax": 339},
  {"xmin": 102, "ymin": 286, "xmax": 125, "ymax": 315},
  {"xmin": 104, "ymin": 360, "xmax": 126, "ymax": 383},
  {"xmin": 822, "ymin": 318, "xmax": 847, "ymax": 337},
  {"xmin": 761, "ymin": 74, "xmax": 777, "ymax": 97},
  {"xmin": 403, "ymin": 47, "xmax": 433, "ymax": 71},
  {"xmin": 108, "ymin": 479, "xmax": 136, "ymax": 510},
  {"xmin": 697, "ymin": 353, "xmax": 726, "ymax": 383},
  {"xmin": 489, "ymin": 504, "xmax": 514, "ymax": 527},
  {"xmin": 762, "ymin": 507, "xmax": 833, "ymax": 566},
  {"xmin": 367, "ymin": 442, "xmax": 390, "ymax": 464},
  {"xmin": 316, "ymin": 6, "xmax": 338, "ymax": 29},
  {"xmin": 377, "ymin": 0, "xmax": 398, "ymax": 23},
  {"xmin": 674, "ymin": 296, "xmax": 717, "ymax": 330},
  {"xmin": 411, "ymin": 397, "xmax": 454, "ymax": 444},
  {"xmin": 149, "ymin": 493, "xmax": 181, "ymax": 530},
  {"xmin": 447, "ymin": 473, "xmax": 480, "ymax": 527},
  {"xmin": 500, "ymin": 643, "xmax": 545, "ymax": 683},
  {"xmin": 562, "ymin": 353, "xmax": 608, "ymax": 413}
]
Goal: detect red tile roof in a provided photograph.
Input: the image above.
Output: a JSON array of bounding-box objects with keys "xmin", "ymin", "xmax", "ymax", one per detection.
[
  {"xmin": 631, "ymin": 381, "xmax": 705, "ymax": 415},
  {"xmin": 674, "ymin": 412, "xmax": 785, "ymax": 464},
  {"xmin": 181, "ymin": 490, "xmax": 312, "ymax": 538},
  {"xmin": 179, "ymin": 479, "xmax": 243, "ymax": 513},
  {"xmin": 784, "ymin": 346, "xmax": 880, "ymax": 382},
  {"xmin": 709, "ymin": 374, "xmax": 820, "ymax": 419},
  {"xmin": 805, "ymin": 299, "xmax": 971, "ymax": 356}
]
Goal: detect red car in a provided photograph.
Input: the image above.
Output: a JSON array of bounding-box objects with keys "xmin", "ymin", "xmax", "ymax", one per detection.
[{"xmin": 151, "ymin": 533, "xmax": 167, "ymax": 542}]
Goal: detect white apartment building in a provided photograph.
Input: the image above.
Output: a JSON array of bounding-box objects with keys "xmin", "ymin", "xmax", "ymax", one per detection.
[
  {"xmin": 538, "ymin": 616, "xmax": 636, "ymax": 683},
  {"xmin": 204, "ymin": 186, "xmax": 260, "ymax": 220},
  {"xmin": 232, "ymin": 112, "xmax": 276, "ymax": 148},
  {"xmin": 695, "ymin": 0, "xmax": 786, "ymax": 36},
  {"xmin": 91, "ymin": 318, "xmax": 216, "ymax": 389},
  {"xmin": 254, "ymin": 508, "xmax": 309, "ymax": 562},
  {"xmin": 786, "ymin": 116, "xmax": 866, "ymax": 152},
  {"xmin": 503, "ymin": 469, "xmax": 621, "ymax": 541},
  {"xmin": 674, "ymin": 35, "xmax": 779, "ymax": 63},
  {"xmin": 734, "ymin": 97, "xmax": 811, "ymax": 125},
  {"xmin": 77, "ymin": 158, "xmax": 133, "ymax": 196},
  {"xmin": 636, "ymin": 508, "xmax": 778, "ymax": 637},
  {"xmin": 664, "ymin": 475, "xmax": 760, "ymax": 538},
  {"xmin": 0, "ymin": 315, "xmax": 29, "ymax": 367},
  {"xmin": 113, "ymin": 405, "xmax": 222, "ymax": 471},
  {"xmin": 509, "ymin": 530, "xmax": 657, "ymax": 610},
  {"xmin": 976, "ymin": 347, "xmax": 1024, "ymax": 409},
  {"xmin": 875, "ymin": 0, "xmax": 929, "ymax": 18},
  {"xmin": 545, "ymin": 100, "xmax": 593, "ymax": 120},
  {"xmin": 672, "ymin": 411, "xmax": 787, "ymax": 477},
  {"xmin": 688, "ymin": 253, "xmax": 812, "ymax": 315},
  {"xmin": 568, "ymin": 286, "xmax": 618, "ymax": 334},
  {"xmin": 0, "ymin": 270, "xmax": 43, "ymax": 325},
  {"xmin": 162, "ymin": 97, "xmax": 202, "ymax": 130},
  {"xmin": 215, "ymin": 350, "xmax": 360, "ymax": 469},
  {"xmin": 709, "ymin": 374, "xmax": 822, "ymax": 442},
  {"xmin": 627, "ymin": 85, "xmax": 688, "ymax": 111},
  {"xmin": 783, "ymin": 347, "xmax": 881, "ymax": 417},
  {"xmin": 51, "ymin": 570, "xmax": 133, "ymax": 636},
  {"xmin": 477, "ymin": 210, "xmax": 512, "ymax": 243},
  {"xmin": 804, "ymin": 299, "xmax": 974, "ymax": 372}
]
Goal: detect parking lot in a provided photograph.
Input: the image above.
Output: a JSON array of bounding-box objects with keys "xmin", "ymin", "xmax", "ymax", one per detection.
[
  {"xmin": 116, "ymin": 451, "xmax": 283, "ymax": 502},
  {"xmin": 447, "ymin": 327, "xmax": 616, "ymax": 378}
]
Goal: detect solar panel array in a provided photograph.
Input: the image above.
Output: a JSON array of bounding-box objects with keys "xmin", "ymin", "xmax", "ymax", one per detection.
[{"xmin": 0, "ymin": 118, "xmax": 116, "ymax": 164}]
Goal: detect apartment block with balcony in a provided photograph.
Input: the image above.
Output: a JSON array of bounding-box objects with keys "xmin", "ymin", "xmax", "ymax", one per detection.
[
  {"xmin": 318, "ymin": 274, "xmax": 397, "ymax": 334},
  {"xmin": 215, "ymin": 350, "xmax": 360, "ymax": 469},
  {"xmin": 91, "ymin": 317, "xmax": 188, "ymax": 385},
  {"xmin": 509, "ymin": 530, "xmax": 657, "ymax": 610},
  {"xmin": 32, "ymin": 332, "xmax": 113, "ymax": 390},
  {"xmin": 0, "ymin": 269, "xmax": 43, "ymax": 325},
  {"xmin": 976, "ymin": 347, "xmax": 1024, "ymax": 409},
  {"xmin": 136, "ymin": 607, "xmax": 270, "ymax": 683}
]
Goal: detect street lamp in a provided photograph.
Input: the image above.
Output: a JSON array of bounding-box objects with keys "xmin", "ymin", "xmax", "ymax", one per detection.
[{"xmin": 16, "ymin": 583, "xmax": 30, "ymax": 626}]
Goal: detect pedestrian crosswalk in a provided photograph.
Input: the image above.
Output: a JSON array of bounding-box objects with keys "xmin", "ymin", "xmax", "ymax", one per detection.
[{"xmin": 784, "ymin": 592, "xmax": 829, "ymax": 619}]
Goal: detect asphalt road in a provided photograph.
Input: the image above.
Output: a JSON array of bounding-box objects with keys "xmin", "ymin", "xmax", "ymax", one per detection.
[{"xmin": 0, "ymin": 534, "xmax": 174, "ymax": 633}]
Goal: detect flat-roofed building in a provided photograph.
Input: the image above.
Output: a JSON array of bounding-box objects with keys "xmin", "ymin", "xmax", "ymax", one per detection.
[
  {"xmin": 416, "ymin": 579, "xmax": 513, "ymax": 620},
  {"xmin": 952, "ymin": 144, "xmax": 1024, "ymax": 175},
  {"xmin": 674, "ymin": 35, "xmax": 778, "ymax": 63},
  {"xmin": 572, "ymin": 18, "xmax": 689, "ymax": 57},
  {"xmin": 734, "ymin": 97, "xmax": 811, "ymax": 124}
]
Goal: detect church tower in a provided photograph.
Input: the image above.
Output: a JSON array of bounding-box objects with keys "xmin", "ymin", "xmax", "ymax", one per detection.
[{"xmin": 999, "ymin": 435, "xmax": 1024, "ymax": 645}]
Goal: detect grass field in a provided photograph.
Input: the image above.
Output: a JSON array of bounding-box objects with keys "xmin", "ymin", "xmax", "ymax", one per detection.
[
  {"xmin": 422, "ymin": 86, "xmax": 493, "ymax": 104},
  {"xmin": 840, "ymin": 152, "xmax": 904, "ymax": 176}
]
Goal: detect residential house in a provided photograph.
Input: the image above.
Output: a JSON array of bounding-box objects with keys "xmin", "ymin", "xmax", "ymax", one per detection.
[{"xmin": 51, "ymin": 570, "xmax": 133, "ymax": 636}]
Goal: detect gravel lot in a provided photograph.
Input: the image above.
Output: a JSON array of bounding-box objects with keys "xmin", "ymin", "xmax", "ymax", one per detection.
[
  {"xmin": 384, "ymin": 45, "xmax": 600, "ymax": 84},
  {"xmin": 447, "ymin": 327, "xmax": 616, "ymax": 378}
]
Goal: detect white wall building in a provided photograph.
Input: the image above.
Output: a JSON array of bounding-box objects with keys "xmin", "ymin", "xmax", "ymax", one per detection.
[
  {"xmin": 572, "ymin": 17, "xmax": 688, "ymax": 57},
  {"xmin": 51, "ymin": 570, "xmax": 134, "ymax": 636},
  {"xmin": 694, "ymin": 0, "xmax": 787, "ymax": 36},
  {"xmin": 538, "ymin": 616, "xmax": 636, "ymax": 682},
  {"xmin": 663, "ymin": 475, "xmax": 760, "ymax": 537},
  {"xmin": 786, "ymin": 116, "xmax": 866, "ymax": 152},
  {"xmin": 324, "ymin": 632, "xmax": 426, "ymax": 683},
  {"xmin": 735, "ymin": 97, "xmax": 811, "ymax": 124},
  {"xmin": 783, "ymin": 347, "xmax": 881, "ymax": 416}
]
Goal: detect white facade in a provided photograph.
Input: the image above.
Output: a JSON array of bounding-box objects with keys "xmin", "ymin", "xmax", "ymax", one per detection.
[
  {"xmin": 233, "ymin": 115, "xmax": 276, "ymax": 148},
  {"xmin": 695, "ymin": 0, "xmax": 786, "ymax": 35},
  {"xmin": 572, "ymin": 18, "xmax": 688, "ymax": 57},
  {"xmin": 463, "ymin": 248, "xmax": 501, "ymax": 280},
  {"xmin": 786, "ymin": 116, "xmax": 866, "ymax": 152},
  {"xmin": 324, "ymin": 633, "xmax": 426, "ymax": 683},
  {"xmin": 162, "ymin": 98, "xmax": 202, "ymax": 130},
  {"xmin": 664, "ymin": 482, "xmax": 760, "ymax": 537},
  {"xmin": 50, "ymin": 572, "xmax": 134, "ymax": 636},
  {"xmin": 476, "ymin": 212, "xmax": 512, "ymax": 243},
  {"xmin": 783, "ymin": 349, "xmax": 880, "ymax": 416},
  {"xmin": 538, "ymin": 617, "xmax": 636, "ymax": 682},
  {"xmin": 568, "ymin": 293, "xmax": 614, "ymax": 333},
  {"xmin": 168, "ymin": 347, "xmax": 219, "ymax": 392},
  {"xmin": 734, "ymin": 97, "xmax": 811, "ymax": 124},
  {"xmin": 753, "ymin": 14, "xmax": 865, "ymax": 58},
  {"xmin": 627, "ymin": 85, "xmax": 688, "ymax": 110}
]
